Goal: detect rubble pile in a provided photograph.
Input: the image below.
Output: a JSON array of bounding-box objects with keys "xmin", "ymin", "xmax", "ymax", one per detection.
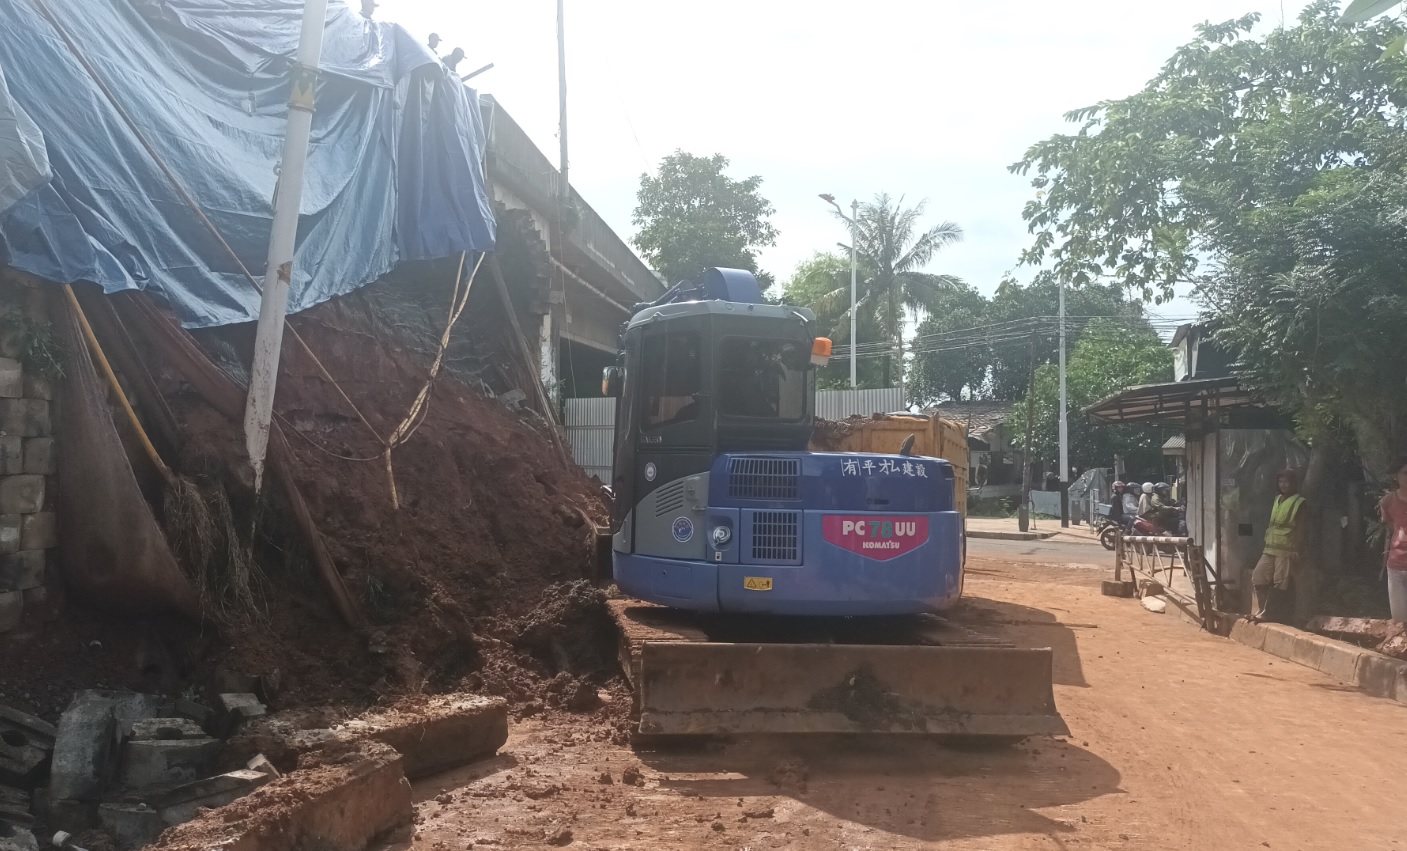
[
  {"xmin": 0, "ymin": 689, "xmax": 511, "ymax": 850},
  {"xmin": 0, "ymin": 690, "xmax": 276, "ymax": 850},
  {"xmin": 0, "ymin": 271, "xmax": 624, "ymax": 846},
  {"xmin": 1308, "ymin": 616, "xmax": 1407, "ymax": 661}
]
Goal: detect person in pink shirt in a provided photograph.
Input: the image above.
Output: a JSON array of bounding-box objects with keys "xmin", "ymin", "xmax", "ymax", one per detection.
[{"xmin": 1378, "ymin": 456, "xmax": 1407, "ymax": 622}]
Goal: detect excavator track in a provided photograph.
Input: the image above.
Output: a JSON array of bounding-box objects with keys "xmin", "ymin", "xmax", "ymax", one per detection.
[{"xmin": 608, "ymin": 600, "xmax": 1069, "ymax": 738}]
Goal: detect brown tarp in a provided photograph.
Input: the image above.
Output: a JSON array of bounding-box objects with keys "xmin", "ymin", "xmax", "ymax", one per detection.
[{"xmin": 54, "ymin": 293, "xmax": 200, "ymax": 617}]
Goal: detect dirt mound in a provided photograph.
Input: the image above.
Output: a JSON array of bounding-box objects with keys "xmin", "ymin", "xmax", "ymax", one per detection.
[
  {"xmin": 809, "ymin": 414, "xmax": 876, "ymax": 451},
  {"xmin": 155, "ymin": 279, "xmax": 614, "ymax": 712}
]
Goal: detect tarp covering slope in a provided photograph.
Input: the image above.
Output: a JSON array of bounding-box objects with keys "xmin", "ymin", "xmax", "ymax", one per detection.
[
  {"xmin": 0, "ymin": 65, "xmax": 48, "ymax": 216},
  {"xmin": 0, "ymin": 0, "xmax": 495, "ymax": 328}
]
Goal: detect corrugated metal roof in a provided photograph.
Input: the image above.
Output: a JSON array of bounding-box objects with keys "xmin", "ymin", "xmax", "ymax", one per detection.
[{"xmin": 932, "ymin": 401, "xmax": 1014, "ymax": 436}]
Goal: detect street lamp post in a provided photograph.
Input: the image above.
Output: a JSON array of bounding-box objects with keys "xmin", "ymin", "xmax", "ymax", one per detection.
[{"xmin": 819, "ymin": 194, "xmax": 858, "ymax": 388}]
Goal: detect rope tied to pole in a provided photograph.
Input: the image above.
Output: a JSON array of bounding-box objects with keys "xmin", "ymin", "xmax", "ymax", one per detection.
[{"xmin": 383, "ymin": 251, "xmax": 482, "ymax": 509}]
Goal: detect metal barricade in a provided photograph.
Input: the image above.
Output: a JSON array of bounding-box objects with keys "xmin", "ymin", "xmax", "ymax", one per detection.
[{"xmin": 1113, "ymin": 531, "xmax": 1223, "ymax": 630}]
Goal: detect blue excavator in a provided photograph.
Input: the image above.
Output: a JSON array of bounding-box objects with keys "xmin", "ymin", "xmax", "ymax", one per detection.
[{"xmin": 599, "ymin": 268, "xmax": 1066, "ymax": 738}]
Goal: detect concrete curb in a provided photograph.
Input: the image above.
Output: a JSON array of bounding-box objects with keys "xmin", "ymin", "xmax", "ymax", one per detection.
[
  {"xmin": 155, "ymin": 741, "xmax": 412, "ymax": 851},
  {"xmin": 1224, "ymin": 617, "xmax": 1407, "ymax": 707},
  {"xmin": 967, "ymin": 530, "xmax": 1058, "ymax": 541}
]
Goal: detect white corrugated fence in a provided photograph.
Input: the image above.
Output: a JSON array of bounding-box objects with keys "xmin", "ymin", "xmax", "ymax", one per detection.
[
  {"xmin": 814, "ymin": 388, "xmax": 905, "ymax": 421},
  {"xmin": 563, "ymin": 397, "xmax": 615, "ymax": 482}
]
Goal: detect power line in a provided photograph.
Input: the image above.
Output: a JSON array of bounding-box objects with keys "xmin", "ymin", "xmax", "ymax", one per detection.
[{"xmin": 828, "ymin": 313, "xmax": 1196, "ymax": 360}]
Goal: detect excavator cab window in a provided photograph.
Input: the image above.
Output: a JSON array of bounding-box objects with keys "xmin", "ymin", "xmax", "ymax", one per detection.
[
  {"xmin": 642, "ymin": 332, "xmax": 702, "ymax": 429},
  {"xmin": 718, "ymin": 337, "xmax": 808, "ymax": 421}
]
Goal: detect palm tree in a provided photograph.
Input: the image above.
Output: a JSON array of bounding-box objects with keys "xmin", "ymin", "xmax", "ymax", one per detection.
[{"xmin": 811, "ymin": 194, "xmax": 964, "ymax": 392}]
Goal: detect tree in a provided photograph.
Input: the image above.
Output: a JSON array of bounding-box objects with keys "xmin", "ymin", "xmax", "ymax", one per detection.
[
  {"xmin": 903, "ymin": 280, "xmax": 1144, "ymax": 406},
  {"xmin": 780, "ymin": 252, "xmax": 887, "ymax": 389},
  {"xmin": 808, "ymin": 195, "xmax": 963, "ymax": 389},
  {"xmin": 906, "ymin": 283, "xmax": 992, "ymax": 405},
  {"xmin": 1010, "ymin": 3, "xmax": 1407, "ymax": 468},
  {"xmin": 1211, "ymin": 144, "xmax": 1407, "ymax": 471},
  {"xmin": 1013, "ymin": 318, "xmax": 1174, "ymax": 475},
  {"xmin": 984, "ymin": 281, "xmax": 1137, "ymax": 401},
  {"xmin": 631, "ymin": 151, "xmax": 779, "ymax": 287},
  {"xmin": 1012, "ymin": 5, "xmax": 1407, "ymax": 302}
]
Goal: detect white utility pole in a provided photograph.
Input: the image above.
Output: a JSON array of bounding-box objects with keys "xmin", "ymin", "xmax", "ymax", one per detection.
[
  {"xmin": 819, "ymin": 195, "xmax": 860, "ymax": 388},
  {"xmin": 1058, "ymin": 276, "xmax": 1070, "ymax": 525},
  {"xmin": 243, "ymin": 0, "xmax": 329, "ymax": 493},
  {"xmin": 848, "ymin": 199, "xmax": 858, "ymax": 388},
  {"xmin": 556, "ymin": 0, "xmax": 569, "ymax": 202}
]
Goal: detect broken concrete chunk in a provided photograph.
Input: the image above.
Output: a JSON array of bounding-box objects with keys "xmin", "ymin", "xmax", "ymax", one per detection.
[
  {"xmin": 117, "ymin": 738, "xmax": 219, "ymax": 792},
  {"xmin": 260, "ymin": 695, "xmax": 509, "ymax": 781},
  {"xmin": 127, "ymin": 719, "xmax": 205, "ymax": 742},
  {"xmin": 153, "ymin": 769, "xmax": 271, "ymax": 827},
  {"xmin": 244, "ymin": 754, "xmax": 280, "ymax": 779},
  {"xmin": 0, "ymin": 707, "xmax": 55, "ymax": 789},
  {"xmin": 216, "ymin": 694, "xmax": 266, "ymax": 737},
  {"xmin": 155, "ymin": 742, "xmax": 411, "ymax": 851},
  {"xmin": 48, "ymin": 697, "xmax": 118, "ymax": 802},
  {"xmin": 98, "ymin": 802, "xmax": 163, "ymax": 850},
  {"xmin": 0, "ymin": 823, "xmax": 37, "ymax": 851},
  {"xmin": 0, "ymin": 784, "xmax": 31, "ymax": 827},
  {"xmin": 172, "ymin": 700, "xmax": 214, "ymax": 735},
  {"xmin": 1142, "ymin": 596, "xmax": 1168, "ymax": 614}
]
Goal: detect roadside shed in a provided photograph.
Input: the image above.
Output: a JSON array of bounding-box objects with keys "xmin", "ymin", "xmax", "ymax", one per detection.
[{"xmin": 1085, "ymin": 325, "xmax": 1306, "ymax": 610}]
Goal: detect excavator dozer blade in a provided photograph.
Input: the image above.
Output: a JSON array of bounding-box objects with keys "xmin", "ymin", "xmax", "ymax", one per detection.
[{"xmin": 637, "ymin": 641, "xmax": 1069, "ymax": 737}]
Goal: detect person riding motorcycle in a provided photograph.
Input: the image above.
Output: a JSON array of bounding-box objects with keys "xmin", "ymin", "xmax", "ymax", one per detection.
[
  {"xmin": 1148, "ymin": 482, "xmax": 1182, "ymax": 534},
  {"xmin": 1107, "ymin": 482, "xmax": 1126, "ymax": 527},
  {"xmin": 1138, "ymin": 482, "xmax": 1154, "ymax": 517},
  {"xmin": 1121, "ymin": 482, "xmax": 1142, "ymax": 528}
]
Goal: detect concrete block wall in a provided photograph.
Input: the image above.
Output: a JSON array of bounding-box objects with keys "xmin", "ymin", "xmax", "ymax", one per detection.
[{"xmin": 0, "ymin": 274, "xmax": 59, "ymax": 634}]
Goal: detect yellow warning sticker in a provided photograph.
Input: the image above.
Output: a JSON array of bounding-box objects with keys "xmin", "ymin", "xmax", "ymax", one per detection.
[{"xmin": 743, "ymin": 577, "xmax": 773, "ymax": 591}]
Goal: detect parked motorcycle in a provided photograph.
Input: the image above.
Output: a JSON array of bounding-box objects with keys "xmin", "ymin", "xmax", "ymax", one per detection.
[
  {"xmin": 1094, "ymin": 503, "xmax": 1120, "ymax": 550},
  {"xmin": 1100, "ymin": 505, "xmax": 1186, "ymax": 551}
]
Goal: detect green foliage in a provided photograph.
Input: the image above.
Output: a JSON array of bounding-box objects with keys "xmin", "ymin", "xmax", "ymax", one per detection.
[
  {"xmin": 1210, "ymin": 140, "xmax": 1407, "ymax": 471},
  {"xmin": 799, "ymin": 195, "xmax": 963, "ymax": 389},
  {"xmin": 906, "ymin": 283, "xmax": 991, "ymax": 404},
  {"xmin": 1012, "ymin": 3, "xmax": 1407, "ymax": 303},
  {"xmin": 905, "ymin": 279, "xmax": 1140, "ymax": 406},
  {"xmin": 1010, "ymin": 2, "xmax": 1407, "ymax": 468},
  {"xmin": 780, "ymin": 252, "xmax": 888, "ymax": 389},
  {"xmin": 0, "ymin": 308, "xmax": 64, "ymax": 378},
  {"xmin": 631, "ymin": 151, "xmax": 779, "ymax": 287},
  {"xmin": 1012, "ymin": 318, "xmax": 1174, "ymax": 473},
  {"xmin": 984, "ymin": 281, "xmax": 1135, "ymax": 401}
]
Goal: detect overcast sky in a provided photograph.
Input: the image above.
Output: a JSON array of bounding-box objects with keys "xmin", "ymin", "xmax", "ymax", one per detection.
[{"xmin": 377, "ymin": 0, "xmax": 1315, "ymax": 320}]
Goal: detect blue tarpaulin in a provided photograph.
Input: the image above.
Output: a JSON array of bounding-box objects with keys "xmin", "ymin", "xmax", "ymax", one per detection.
[{"xmin": 0, "ymin": 0, "xmax": 495, "ymax": 328}]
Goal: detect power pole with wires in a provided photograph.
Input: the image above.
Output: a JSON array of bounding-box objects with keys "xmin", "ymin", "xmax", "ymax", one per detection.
[
  {"xmin": 556, "ymin": 0, "xmax": 569, "ymax": 205},
  {"xmin": 1018, "ymin": 330, "xmax": 1037, "ymax": 533}
]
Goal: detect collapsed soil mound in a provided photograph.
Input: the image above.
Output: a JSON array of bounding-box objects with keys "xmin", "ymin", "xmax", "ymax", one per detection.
[
  {"xmin": 810, "ymin": 414, "xmax": 873, "ymax": 450},
  {"xmin": 162, "ymin": 275, "xmax": 614, "ymax": 712}
]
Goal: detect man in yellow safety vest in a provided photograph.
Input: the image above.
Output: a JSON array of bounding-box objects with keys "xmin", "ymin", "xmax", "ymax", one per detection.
[{"xmin": 1250, "ymin": 469, "xmax": 1307, "ymax": 624}]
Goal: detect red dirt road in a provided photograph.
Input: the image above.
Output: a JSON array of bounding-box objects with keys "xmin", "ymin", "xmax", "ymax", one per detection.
[{"xmin": 385, "ymin": 550, "xmax": 1407, "ymax": 850}]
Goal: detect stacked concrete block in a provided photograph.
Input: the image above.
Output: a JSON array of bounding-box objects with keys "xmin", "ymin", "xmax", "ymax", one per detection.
[{"xmin": 0, "ymin": 275, "xmax": 58, "ymax": 636}]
